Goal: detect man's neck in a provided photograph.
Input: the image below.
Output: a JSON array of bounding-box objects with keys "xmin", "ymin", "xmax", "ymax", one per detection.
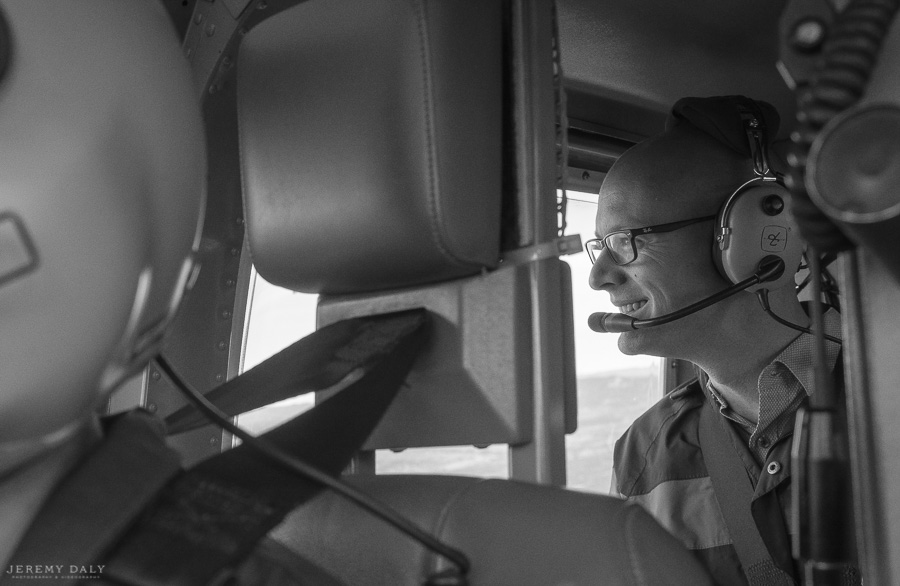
[
  {"xmin": 686, "ymin": 292, "xmax": 809, "ymax": 422},
  {"xmin": 0, "ymin": 418, "xmax": 101, "ymax": 568}
]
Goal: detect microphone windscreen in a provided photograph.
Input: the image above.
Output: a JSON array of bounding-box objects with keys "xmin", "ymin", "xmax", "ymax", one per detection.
[{"xmin": 588, "ymin": 312, "xmax": 635, "ymax": 333}]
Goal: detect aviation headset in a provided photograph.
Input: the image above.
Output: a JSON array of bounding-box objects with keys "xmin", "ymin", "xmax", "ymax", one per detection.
[{"xmin": 667, "ymin": 96, "xmax": 804, "ymax": 291}]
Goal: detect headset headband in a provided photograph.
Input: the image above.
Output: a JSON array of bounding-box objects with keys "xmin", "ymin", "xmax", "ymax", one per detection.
[{"xmin": 666, "ymin": 95, "xmax": 781, "ymax": 166}]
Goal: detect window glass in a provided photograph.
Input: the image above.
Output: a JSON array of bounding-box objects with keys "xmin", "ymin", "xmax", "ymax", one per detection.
[
  {"xmin": 235, "ymin": 270, "xmax": 318, "ymax": 436},
  {"xmin": 238, "ymin": 193, "xmax": 661, "ymax": 492},
  {"xmin": 563, "ymin": 195, "xmax": 660, "ymax": 493}
]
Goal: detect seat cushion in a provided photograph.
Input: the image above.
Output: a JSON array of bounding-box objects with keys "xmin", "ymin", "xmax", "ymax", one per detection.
[{"xmin": 270, "ymin": 474, "xmax": 713, "ymax": 586}]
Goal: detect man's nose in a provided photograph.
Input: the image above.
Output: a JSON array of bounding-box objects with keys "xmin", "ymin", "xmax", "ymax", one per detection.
[{"xmin": 589, "ymin": 250, "xmax": 619, "ymax": 291}]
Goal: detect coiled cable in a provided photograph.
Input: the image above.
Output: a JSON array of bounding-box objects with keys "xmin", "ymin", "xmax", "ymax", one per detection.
[{"xmin": 786, "ymin": 0, "xmax": 900, "ymax": 253}]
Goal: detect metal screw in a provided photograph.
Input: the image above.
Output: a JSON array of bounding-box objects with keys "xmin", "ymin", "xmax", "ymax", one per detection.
[
  {"xmin": 151, "ymin": 370, "xmax": 161, "ymax": 381},
  {"xmin": 791, "ymin": 18, "xmax": 827, "ymax": 53}
]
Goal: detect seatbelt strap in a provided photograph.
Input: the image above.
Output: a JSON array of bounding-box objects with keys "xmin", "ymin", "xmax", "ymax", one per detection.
[
  {"xmin": 1, "ymin": 412, "xmax": 181, "ymax": 584},
  {"xmin": 7, "ymin": 310, "xmax": 428, "ymax": 586},
  {"xmin": 698, "ymin": 400, "xmax": 795, "ymax": 586}
]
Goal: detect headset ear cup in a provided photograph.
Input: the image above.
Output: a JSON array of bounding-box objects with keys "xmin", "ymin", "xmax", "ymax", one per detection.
[{"xmin": 715, "ymin": 180, "xmax": 805, "ymax": 290}]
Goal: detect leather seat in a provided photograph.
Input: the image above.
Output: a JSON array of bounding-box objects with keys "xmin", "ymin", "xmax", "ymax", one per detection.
[{"xmin": 271, "ymin": 474, "xmax": 712, "ymax": 585}]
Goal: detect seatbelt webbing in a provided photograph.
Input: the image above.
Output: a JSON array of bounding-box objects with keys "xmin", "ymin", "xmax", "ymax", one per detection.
[
  {"xmin": 698, "ymin": 401, "xmax": 794, "ymax": 586},
  {"xmin": 101, "ymin": 310, "xmax": 430, "ymax": 586}
]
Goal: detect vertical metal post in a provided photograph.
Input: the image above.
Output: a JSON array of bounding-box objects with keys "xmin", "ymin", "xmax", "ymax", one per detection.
[
  {"xmin": 839, "ymin": 250, "xmax": 895, "ymax": 585},
  {"xmin": 507, "ymin": 0, "xmax": 569, "ymax": 485}
]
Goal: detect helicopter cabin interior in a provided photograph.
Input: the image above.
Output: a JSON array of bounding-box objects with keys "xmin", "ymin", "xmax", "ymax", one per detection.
[{"xmin": 3, "ymin": 0, "xmax": 900, "ymax": 584}]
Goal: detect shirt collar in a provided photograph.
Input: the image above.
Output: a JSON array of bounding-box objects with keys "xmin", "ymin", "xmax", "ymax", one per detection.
[{"xmin": 768, "ymin": 308, "xmax": 842, "ymax": 396}]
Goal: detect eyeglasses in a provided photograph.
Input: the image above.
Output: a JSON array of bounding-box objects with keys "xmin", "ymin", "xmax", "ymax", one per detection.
[{"xmin": 585, "ymin": 215, "xmax": 717, "ymax": 266}]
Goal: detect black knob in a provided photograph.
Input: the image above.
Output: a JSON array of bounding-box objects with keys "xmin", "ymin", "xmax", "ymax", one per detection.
[{"xmin": 762, "ymin": 195, "xmax": 785, "ymax": 216}]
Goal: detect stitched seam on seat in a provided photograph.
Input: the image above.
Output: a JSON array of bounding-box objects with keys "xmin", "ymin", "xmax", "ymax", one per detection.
[
  {"xmin": 427, "ymin": 478, "xmax": 492, "ymax": 575},
  {"xmin": 413, "ymin": 0, "xmax": 471, "ymax": 270}
]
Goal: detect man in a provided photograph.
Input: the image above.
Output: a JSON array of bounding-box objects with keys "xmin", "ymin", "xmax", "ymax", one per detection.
[{"xmin": 589, "ymin": 96, "xmax": 849, "ymax": 585}]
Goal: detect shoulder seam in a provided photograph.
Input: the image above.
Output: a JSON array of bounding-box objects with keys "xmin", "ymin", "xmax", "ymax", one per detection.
[{"xmin": 622, "ymin": 394, "xmax": 696, "ymax": 496}]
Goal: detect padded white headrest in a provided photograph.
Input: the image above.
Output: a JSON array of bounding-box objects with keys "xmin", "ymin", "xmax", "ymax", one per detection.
[{"xmin": 0, "ymin": 0, "xmax": 205, "ymax": 443}]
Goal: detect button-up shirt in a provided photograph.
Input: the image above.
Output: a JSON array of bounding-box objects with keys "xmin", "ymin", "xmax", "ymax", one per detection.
[{"xmin": 706, "ymin": 309, "xmax": 842, "ymax": 463}]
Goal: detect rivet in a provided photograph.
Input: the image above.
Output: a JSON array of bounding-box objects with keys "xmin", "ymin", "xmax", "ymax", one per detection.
[
  {"xmin": 791, "ymin": 18, "xmax": 827, "ymax": 53},
  {"xmin": 147, "ymin": 403, "xmax": 158, "ymax": 413},
  {"xmin": 767, "ymin": 461, "xmax": 782, "ymax": 475},
  {"xmin": 205, "ymin": 23, "xmax": 216, "ymax": 37},
  {"xmin": 151, "ymin": 370, "xmax": 161, "ymax": 381},
  {"xmin": 216, "ymin": 340, "xmax": 228, "ymax": 351}
]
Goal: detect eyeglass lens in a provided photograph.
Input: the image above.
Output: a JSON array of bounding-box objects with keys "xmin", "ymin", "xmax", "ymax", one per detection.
[
  {"xmin": 605, "ymin": 233, "xmax": 635, "ymax": 264},
  {"xmin": 586, "ymin": 233, "xmax": 636, "ymax": 265}
]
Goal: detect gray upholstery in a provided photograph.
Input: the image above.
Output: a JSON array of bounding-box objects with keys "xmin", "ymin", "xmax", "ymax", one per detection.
[
  {"xmin": 237, "ymin": 0, "xmax": 503, "ymax": 294},
  {"xmin": 272, "ymin": 475, "xmax": 713, "ymax": 586}
]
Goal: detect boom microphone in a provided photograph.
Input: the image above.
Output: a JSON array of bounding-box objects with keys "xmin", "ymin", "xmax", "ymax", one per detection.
[{"xmin": 588, "ymin": 256, "xmax": 786, "ymax": 333}]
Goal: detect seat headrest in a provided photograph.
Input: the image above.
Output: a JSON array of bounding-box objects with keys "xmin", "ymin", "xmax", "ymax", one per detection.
[
  {"xmin": 238, "ymin": 0, "xmax": 503, "ymax": 294},
  {"xmin": 0, "ymin": 0, "xmax": 205, "ymax": 444}
]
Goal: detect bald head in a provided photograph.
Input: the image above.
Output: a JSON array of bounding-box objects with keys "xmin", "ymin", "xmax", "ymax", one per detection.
[{"xmin": 601, "ymin": 125, "xmax": 752, "ymax": 224}]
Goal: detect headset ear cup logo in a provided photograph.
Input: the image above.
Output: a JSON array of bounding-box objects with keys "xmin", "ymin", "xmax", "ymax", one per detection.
[
  {"xmin": 715, "ymin": 181, "xmax": 803, "ymax": 289},
  {"xmin": 761, "ymin": 226, "xmax": 788, "ymax": 252}
]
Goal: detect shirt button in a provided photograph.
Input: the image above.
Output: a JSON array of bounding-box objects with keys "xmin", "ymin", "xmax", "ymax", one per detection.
[
  {"xmin": 767, "ymin": 461, "xmax": 782, "ymax": 475},
  {"xmin": 757, "ymin": 436, "xmax": 771, "ymax": 449}
]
